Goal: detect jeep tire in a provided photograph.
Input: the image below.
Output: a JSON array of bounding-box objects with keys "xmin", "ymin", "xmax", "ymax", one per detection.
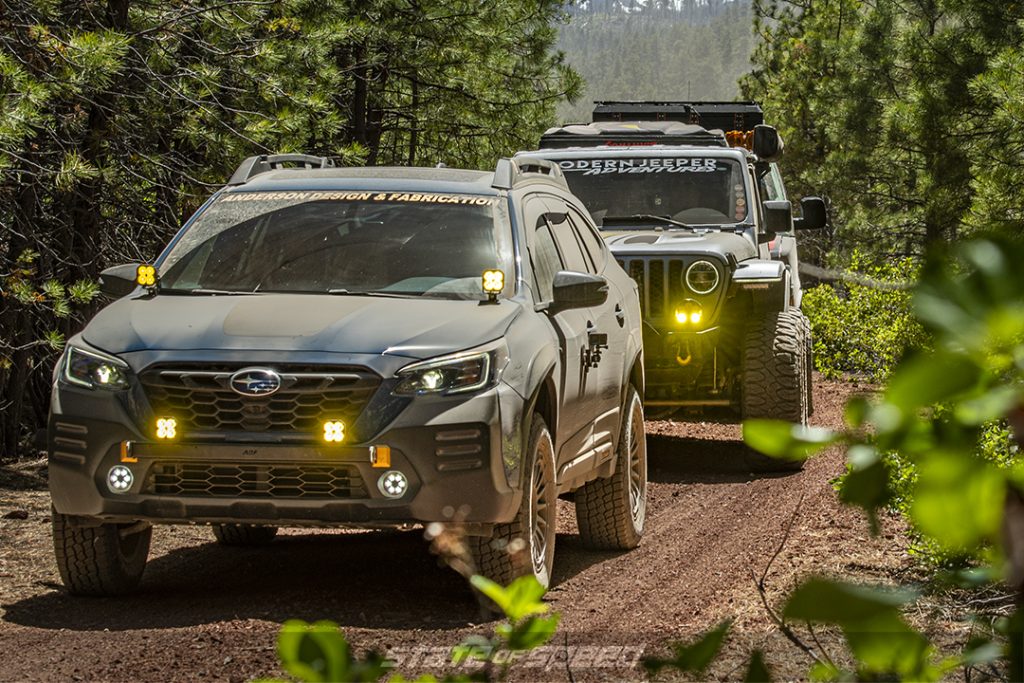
[
  {"xmin": 575, "ymin": 386, "xmax": 646, "ymax": 550},
  {"xmin": 212, "ymin": 524, "xmax": 278, "ymax": 546},
  {"xmin": 53, "ymin": 510, "xmax": 151, "ymax": 596},
  {"xmin": 472, "ymin": 414, "xmax": 556, "ymax": 588},
  {"xmin": 741, "ymin": 310, "xmax": 809, "ymax": 472}
]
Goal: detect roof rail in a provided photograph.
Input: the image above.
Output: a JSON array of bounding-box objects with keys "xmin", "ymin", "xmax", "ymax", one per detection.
[
  {"xmin": 228, "ymin": 154, "xmax": 335, "ymax": 185},
  {"xmin": 592, "ymin": 101, "xmax": 765, "ymax": 132},
  {"xmin": 492, "ymin": 157, "xmax": 567, "ymax": 190}
]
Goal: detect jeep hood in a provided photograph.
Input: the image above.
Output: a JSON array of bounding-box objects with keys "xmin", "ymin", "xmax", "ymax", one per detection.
[
  {"xmin": 601, "ymin": 229, "xmax": 756, "ymax": 262},
  {"xmin": 82, "ymin": 294, "xmax": 520, "ymax": 361}
]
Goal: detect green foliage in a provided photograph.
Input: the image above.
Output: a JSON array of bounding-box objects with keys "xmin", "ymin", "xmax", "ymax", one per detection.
[
  {"xmin": 744, "ymin": 236, "xmax": 1024, "ymax": 679},
  {"xmin": 268, "ymin": 576, "xmax": 557, "ymax": 682},
  {"xmin": 742, "ymin": 0, "xmax": 1024, "ymax": 257},
  {"xmin": 643, "ymin": 619, "xmax": 731, "ymax": 677},
  {"xmin": 801, "ymin": 251, "xmax": 925, "ymax": 381},
  {"xmin": 274, "ymin": 620, "xmax": 393, "ymax": 683}
]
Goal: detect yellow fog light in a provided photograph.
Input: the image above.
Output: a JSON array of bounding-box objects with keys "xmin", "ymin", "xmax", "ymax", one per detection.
[
  {"xmin": 136, "ymin": 264, "xmax": 157, "ymax": 287},
  {"xmin": 155, "ymin": 417, "xmax": 177, "ymax": 440},
  {"xmin": 323, "ymin": 420, "xmax": 345, "ymax": 443},
  {"xmin": 482, "ymin": 269, "xmax": 504, "ymax": 302},
  {"xmin": 674, "ymin": 300, "xmax": 704, "ymax": 326}
]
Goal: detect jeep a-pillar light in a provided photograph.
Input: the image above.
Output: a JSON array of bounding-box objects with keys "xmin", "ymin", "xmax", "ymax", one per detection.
[
  {"xmin": 674, "ymin": 300, "xmax": 704, "ymax": 326},
  {"xmin": 482, "ymin": 269, "xmax": 504, "ymax": 303},
  {"xmin": 322, "ymin": 420, "xmax": 345, "ymax": 443},
  {"xmin": 136, "ymin": 264, "xmax": 158, "ymax": 288}
]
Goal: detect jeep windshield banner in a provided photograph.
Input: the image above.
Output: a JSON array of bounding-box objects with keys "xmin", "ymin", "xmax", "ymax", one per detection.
[
  {"xmin": 557, "ymin": 158, "xmax": 725, "ymax": 175},
  {"xmin": 555, "ymin": 157, "xmax": 749, "ymax": 227}
]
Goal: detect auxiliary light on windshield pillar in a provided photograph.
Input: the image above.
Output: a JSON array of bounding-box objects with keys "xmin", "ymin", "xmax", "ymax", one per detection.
[{"xmin": 482, "ymin": 269, "xmax": 504, "ymax": 304}]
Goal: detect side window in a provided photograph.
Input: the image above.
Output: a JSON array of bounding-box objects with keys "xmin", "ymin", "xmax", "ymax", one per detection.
[
  {"xmin": 566, "ymin": 206, "xmax": 606, "ymax": 273},
  {"xmin": 546, "ymin": 210, "xmax": 590, "ymax": 273},
  {"xmin": 532, "ymin": 223, "xmax": 563, "ymax": 302}
]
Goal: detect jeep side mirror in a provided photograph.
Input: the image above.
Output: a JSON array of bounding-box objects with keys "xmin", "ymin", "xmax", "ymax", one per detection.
[
  {"xmin": 761, "ymin": 200, "xmax": 793, "ymax": 240},
  {"xmin": 752, "ymin": 125, "xmax": 784, "ymax": 161},
  {"xmin": 551, "ymin": 271, "xmax": 608, "ymax": 310},
  {"xmin": 99, "ymin": 263, "xmax": 142, "ymax": 298},
  {"xmin": 794, "ymin": 196, "xmax": 827, "ymax": 230}
]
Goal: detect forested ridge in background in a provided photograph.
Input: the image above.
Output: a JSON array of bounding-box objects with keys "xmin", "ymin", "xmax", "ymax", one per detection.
[
  {"xmin": 556, "ymin": 0, "xmax": 754, "ymax": 123},
  {"xmin": 0, "ymin": 0, "xmax": 580, "ymax": 458}
]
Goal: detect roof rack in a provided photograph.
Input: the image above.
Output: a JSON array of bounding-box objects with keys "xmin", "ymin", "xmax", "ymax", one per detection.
[
  {"xmin": 592, "ymin": 101, "xmax": 764, "ymax": 132},
  {"xmin": 492, "ymin": 157, "xmax": 567, "ymax": 190},
  {"xmin": 538, "ymin": 121, "xmax": 729, "ymax": 150},
  {"xmin": 227, "ymin": 154, "xmax": 335, "ymax": 185}
]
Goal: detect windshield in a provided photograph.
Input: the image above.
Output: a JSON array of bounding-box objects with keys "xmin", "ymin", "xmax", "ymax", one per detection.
[
  {"xmin": 159, "ymin": 191, "xmax": 513, "ymax": 300},
  {"xmin": 556, "ymin": 157, "xmax": 748, "ymax": 228}
]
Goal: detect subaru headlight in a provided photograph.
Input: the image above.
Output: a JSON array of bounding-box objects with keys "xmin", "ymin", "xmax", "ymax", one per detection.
[
  {"xmin": 63, "ymin": 345, "xmax": 130, "ymax": 390},
  {"xmin": 394, "ymin": 342, "xmax": 507, "ymax": 396}
]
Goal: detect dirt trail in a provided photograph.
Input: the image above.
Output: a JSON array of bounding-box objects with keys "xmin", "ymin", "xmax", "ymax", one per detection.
[{"xmin": 0, "ymin": 378, "xmax": 911, "ymax": 682}]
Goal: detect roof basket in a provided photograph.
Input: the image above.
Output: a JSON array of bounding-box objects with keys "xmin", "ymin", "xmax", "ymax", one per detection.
[
  {"xmin": 492, "ymin": 157, "xmax": 566, "ymax": 190},
  {"xmin": 228, "ymin": 154, "xmax": 335, "ymax": 185}
]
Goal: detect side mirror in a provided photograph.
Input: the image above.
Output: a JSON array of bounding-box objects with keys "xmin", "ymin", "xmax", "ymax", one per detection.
[
  {"xmin": 752, "ymin": 124, "xmax": 784, "ymax": 161},
  {"xmin": 794, "ymin": 196, "xmax": 827, "ymax": 230},
  {"xmin": 761, "ymin": 200, "xmax": 793, "ymax": 240},
  {"xmin": 552, "ymin": 271, "xmax": 608, "ymax": 311},
  {"xmin": 99, "ymin": 263, "xmax": 142, "ymax": 298}
]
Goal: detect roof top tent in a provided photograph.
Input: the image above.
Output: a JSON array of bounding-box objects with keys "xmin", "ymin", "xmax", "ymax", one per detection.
[{"xmin": 591, "ymin": 101, "xmax": 765, "ymax": 132}]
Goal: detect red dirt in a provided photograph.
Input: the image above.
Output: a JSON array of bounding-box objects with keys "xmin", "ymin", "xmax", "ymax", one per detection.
[{"xmin": 0, "ymin": 378, "xmax": 949, "ymax": 682}]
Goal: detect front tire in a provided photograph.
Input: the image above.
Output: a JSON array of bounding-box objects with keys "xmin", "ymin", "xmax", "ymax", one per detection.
[
  {"xmin": 742, "ymin": 310, "xmax": 809, "ymax": 472},
  {"xmin": 53, "ymin": 510, "xmax": 151, "ymax": 596},
  {"xmin": 575, "ymin": 386, "xmax": 647, "ymax": 550},
  {"xmin": 471, "ymin": 414, "xmax": 557, "ymax": 588}
]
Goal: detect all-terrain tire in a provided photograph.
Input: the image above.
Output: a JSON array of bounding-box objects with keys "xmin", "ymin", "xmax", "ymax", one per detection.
[
  {"xmin": 801, "ymin": 314, "xmax": 815, "ymax": 417},
  {"xmin": 575, "ymin": 386, "xmax": 646, "ymax": 550},
  {"xmin": 471, "ymin": 415, "xmax": 557, "ymax": 588},
  {"xmin": 52, "ymin": 510, "xmax": 151, "ymax": 596},
  {"xmin": 212, "ymin": 524, "xmax": 278, "ymax": 546},
  {"xmin": 741, "ymin": 310, "xmax": 809, "ymax": 472}
]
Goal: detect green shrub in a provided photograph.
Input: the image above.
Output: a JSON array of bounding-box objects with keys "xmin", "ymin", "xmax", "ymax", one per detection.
[{"xmin": 802, "ymin": 251, "xmax": 926, "ymax": 381}]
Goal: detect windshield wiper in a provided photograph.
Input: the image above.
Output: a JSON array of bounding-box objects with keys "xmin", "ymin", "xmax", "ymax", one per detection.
[
  {"xmin": 327, "ymin": 289, "xmax": 418, "ymax": 298},
  {"xmin": 161, "ymin": 288, "xmax": 252, "ymax": 295},
  {"xmin": 601, "ymin": 214, "xmax": 695, "ymax": 230}
]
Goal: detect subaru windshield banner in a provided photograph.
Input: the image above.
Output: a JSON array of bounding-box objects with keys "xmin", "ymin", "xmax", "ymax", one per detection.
[{"xmin": 556, "ymin": 158, "xmax": 726, "ymax": 175}]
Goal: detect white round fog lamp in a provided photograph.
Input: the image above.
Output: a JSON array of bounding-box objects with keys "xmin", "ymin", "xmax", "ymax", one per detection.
[
  {"xmin": 107, "ymin": 466, "xmax": 134, "ymax": 494},
  {"xmin": 377, "ymin": 470, "xmax": 409, "ymax": 499}
]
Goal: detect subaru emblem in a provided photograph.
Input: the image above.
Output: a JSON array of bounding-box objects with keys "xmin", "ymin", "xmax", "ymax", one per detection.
[{"xmin": 229, "ymin": 368, "xmax": 282, "ymax": 397}]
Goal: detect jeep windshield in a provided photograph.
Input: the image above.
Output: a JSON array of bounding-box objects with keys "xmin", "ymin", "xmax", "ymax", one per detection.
[
  {"xmin": 556, "ymin": 157, "xmax": 748, "ymax": 229},
  {"xmin": 158, "ymin": 191, "xmax": 514, "ymax": 300}
]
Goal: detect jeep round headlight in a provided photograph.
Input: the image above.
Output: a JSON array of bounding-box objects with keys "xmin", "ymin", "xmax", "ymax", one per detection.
[
  {"xmin": 63, "ymin": 345, "xmax": 130, "ymax": 390},
  {"xmin": 685, "ymin": 260, "xmax": 720, "ymax": 295}
]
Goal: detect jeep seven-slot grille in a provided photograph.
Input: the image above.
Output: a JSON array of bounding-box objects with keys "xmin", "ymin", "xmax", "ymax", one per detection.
[
  {"xmin": 146, "ymin": 462, "xmax": 366, "ymax": 499},
  {"xmin": 618, "ymin": 258, "xmax": 689, "ymax": 321},
  {"xmin": 139, "ymin": 364, "xmax": 380, "ymax": 436}
]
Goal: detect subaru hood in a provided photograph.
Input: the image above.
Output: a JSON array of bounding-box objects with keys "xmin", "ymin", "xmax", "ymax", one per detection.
[{"xmin": 82, "ymin": 293, "xmax": 520, "ymax": 361}]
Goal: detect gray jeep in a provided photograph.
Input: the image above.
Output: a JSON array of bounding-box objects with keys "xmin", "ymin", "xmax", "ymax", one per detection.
[
  {"xmin": 517, "ymin": 102, "xmax": 827, "ymax": 469},
  {"xmin": 47, "ymin": 155, "xmax": 646, "ymax": 595}
]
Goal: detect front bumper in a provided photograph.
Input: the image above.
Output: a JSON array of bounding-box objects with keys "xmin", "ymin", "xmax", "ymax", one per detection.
[{"xmin": 49, "ymin": 379, "xmax": 525, "ymax": 528}]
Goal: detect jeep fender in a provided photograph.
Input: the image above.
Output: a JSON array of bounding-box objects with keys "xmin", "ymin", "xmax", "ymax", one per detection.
[{"xmin": 732, "ymin": 259, "xmax": 790, "ymax": 312}]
